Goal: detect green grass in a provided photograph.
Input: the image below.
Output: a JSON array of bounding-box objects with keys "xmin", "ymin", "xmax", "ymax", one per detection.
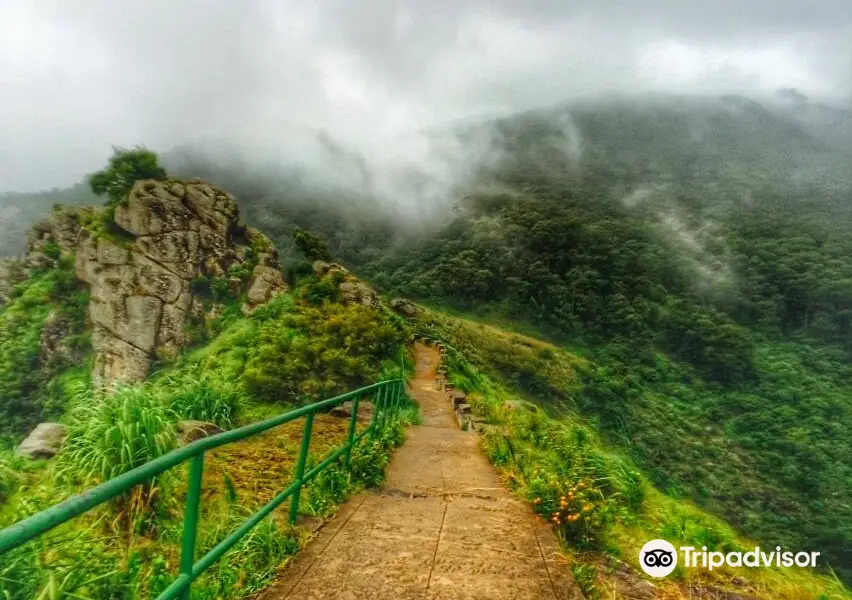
[
  {"xmin": 0, "ymin": 273, "xmax": 415, "ymax": 599},
  {"xmin": 0, "ymin": 404, "xmax": 415, "ymax": 600},
  {"xmin": 424, "ymin": 312, "xmax": 852, "ymax": 600},
  {"xmin": 0, "ymin": 261, "xmax": 90, "ymax": 439}
]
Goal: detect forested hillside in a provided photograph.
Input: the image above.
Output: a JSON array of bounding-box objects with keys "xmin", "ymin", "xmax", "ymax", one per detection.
[
  {"xmin": 154, "ymin": 94, "xmax": 852, "ymax": 584},
  {"xmin": 1, "ymin": 93, "xmax": 850, "ymax": 589}
]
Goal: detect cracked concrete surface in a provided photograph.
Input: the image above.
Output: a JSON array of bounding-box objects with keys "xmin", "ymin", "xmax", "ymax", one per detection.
[{"xmin": 262, "ymin": 343, "xmax": 582, "ymax": 600}]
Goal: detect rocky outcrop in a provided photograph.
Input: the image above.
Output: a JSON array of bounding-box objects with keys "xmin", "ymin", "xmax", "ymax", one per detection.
[
  {"xmin": 339, "ymin": 280, "xmax": 380, "ymax": 307},
  {"xmin": 242, "ymin": 265, "xmax": 287, "ymax": 315},
  {"xmin": 390, "ymin": 298, "xmax": 418, "ymax": 318},
  {"xmin": 312, "ymin": 260, "xmax": 380, "ymax": 308},
  {"xmin": 16, "ymin": 423, "xmax": 66, "ymax": 459},
  {"xmin": 74, "ymin": 178, "xmax": 287, "ymax": 388},
  {"xmin": 25, "ymin": 207, "xmax": 88, "ymax": 269}
]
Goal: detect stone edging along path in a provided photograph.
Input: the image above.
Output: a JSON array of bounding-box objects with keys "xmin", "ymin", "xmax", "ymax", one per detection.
[{"xmin": 260, "ymin": 342, "xmax": 582, "ymax": 600}]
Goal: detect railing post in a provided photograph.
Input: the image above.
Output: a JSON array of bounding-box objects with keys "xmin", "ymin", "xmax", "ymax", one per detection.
[
  {"xmin": 179, "ymin": 453, "xmax": 205, "ymax": 600},
  {"xmin": 376, "ymin": 386, "xmax": 386, "ymax": 432},
  {"xmin": 369, "ymin": 387, "xmax": 383, "ymax": 436},
  {"xmin": 344, "ymin": 395, "xmax": 361, "ymax": 471},
  {"xmin": 289, "ymin": 413, "xmax": 314, "ymax": 525},
  {"xmin": 390, "ymin": 381, "xmax": 399, "ymax": 421}
]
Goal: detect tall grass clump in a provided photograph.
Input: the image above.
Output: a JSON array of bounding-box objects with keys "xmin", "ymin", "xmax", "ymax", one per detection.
[
  {"xmin": 188, "ymin": 510, "xmax": 301, "ymax": 600},
  {"xmin": 159, "ymin": 367, "xmax": 245, "ymax": 429},
  {"xmin": 305, "ymin": 400, "xmax": 417, "ymax": 516},
  {"xmin": 59, "ymin": 386, "xmax": 177, "ymax": 523},
  {"xmin": 481, "ymin": 411, "xmax": 645, "ymax": 550},
  {"xmin": 61, "ymin": 387, "xmax": 176, "ymax": 484}
]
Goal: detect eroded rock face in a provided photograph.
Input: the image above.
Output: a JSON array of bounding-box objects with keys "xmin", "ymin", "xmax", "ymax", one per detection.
[
  {"xmin": 75, "ymin": 179, "xmax": 287, "ymax": 388},
  {"xmin": 242, "ymin": 265, "xmax": 287, "ymax": 315},
  {"xmin": 24, "ymin": 207, "xmax": 87, "ymax": 270}
]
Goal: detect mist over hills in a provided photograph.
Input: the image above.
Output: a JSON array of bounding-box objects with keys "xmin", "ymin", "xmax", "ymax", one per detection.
[
  {"xmin": 146, "ymin": 92, "xmax": 852, "ymax": 581},
  {"xmin": 2, "ymin": 91, "xmax": 850, "ymax": 257},
  {"xmin": 0, "ymin": 91, "xmax": 851, "ymax": 588}
]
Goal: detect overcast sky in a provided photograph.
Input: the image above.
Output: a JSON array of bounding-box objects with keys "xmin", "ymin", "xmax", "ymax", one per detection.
[{"xmin": 1, "ymin": 0, "xmax": 851, "ymax": 192}]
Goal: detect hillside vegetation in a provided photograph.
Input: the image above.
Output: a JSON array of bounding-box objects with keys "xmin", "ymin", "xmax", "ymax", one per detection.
[
  {"xmin": 0, "ymin": 266, "xmax": 414, "ymax": 598},
  {"xmin": 159, "ymin": 94, "xmax": 852, "ymax": 586},
  {"xmin": 0, "ymin": 153, "xmax": 416, "ymax": 598},
  {"xmin": 0, "ymin": 93, "xmax": 850, "ymax": 596},
  {"xmin": 418, "ymin": 310, "xmax": 850, "ymax": 599}
]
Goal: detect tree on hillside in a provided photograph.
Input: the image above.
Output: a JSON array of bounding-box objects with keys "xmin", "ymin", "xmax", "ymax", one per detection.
[
  {"xmin": 293, "ymin": 227, "xmax": 333, "ymax": 262},
  {"xmin": 88, "ymin": 146, "xmax": 167, "ymax": 205}
]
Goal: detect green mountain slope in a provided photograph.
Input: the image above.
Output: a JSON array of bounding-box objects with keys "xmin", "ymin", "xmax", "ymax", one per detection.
[
  {"xmin": 0, "ymin": 92, "xmax": 849, "ymax": 593},
  {"xmin": 417, "ymin": 308, "xmax": 851, "ymax": 599},
  {"xmin": 163, "ymin": 94, "xmax": 852, "ymax": 584}
]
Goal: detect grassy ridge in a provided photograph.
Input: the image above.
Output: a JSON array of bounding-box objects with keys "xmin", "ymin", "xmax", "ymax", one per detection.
[{"xmin": 420, "ymin": 309, "xmax": 850, "ymax": 599}]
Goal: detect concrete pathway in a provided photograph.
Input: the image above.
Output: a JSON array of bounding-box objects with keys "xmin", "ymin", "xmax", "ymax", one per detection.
[{"xmin": 262, "ymin": 343, "xmax": 581, "ymax": 600}]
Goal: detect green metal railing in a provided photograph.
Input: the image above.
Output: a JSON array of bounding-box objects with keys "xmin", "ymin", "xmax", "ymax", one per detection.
[{"xmin": 0, "ymin": 378, "xmax": 408, "ymax": 600}]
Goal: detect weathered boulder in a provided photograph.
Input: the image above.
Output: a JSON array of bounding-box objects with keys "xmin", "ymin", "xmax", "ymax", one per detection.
[
  {"xmin": 177, "ymin": 420, "xmax": 223, "ymax": 445},
  {"xmin": 310, "ymin": 260, "xmax": 380, "ymax": 307},
  {"xmin": 503, "ymin": 400, "xmax": 539, "ymax": 412},
  {"xmin": 312, "ymin": 260, "xmax": 330, "ymax": 275},
  {"xmin": 312, "ymin": 261, "xmax": 348, "ymax": 277},
  {"xmin": 390, "ymin": 298, "xmax": 418, "ymax": 318},
  {"xmin": 74, "ymin": 179, "xmax": 286, "ymax": 388},
  {"xmin": 339, "ymin": 280, "xmax": 379, "ymax": 307},
  {"xmin": 242, "ymin": 265, "xmax": 287, "ymax": 315},
  {"xmin": 16, "ymin": 423, "xmax": 66, "ymax": 459}
]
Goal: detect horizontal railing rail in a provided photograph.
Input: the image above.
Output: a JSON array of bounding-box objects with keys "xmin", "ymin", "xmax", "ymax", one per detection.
[{"xmin": 0, "ymin": 378, "xmax": 408, "ymax": 599}]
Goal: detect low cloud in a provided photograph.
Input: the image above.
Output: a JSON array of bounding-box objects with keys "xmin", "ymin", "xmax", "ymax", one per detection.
[{"xmin": 1, "ymin": 0, "xmax": 850, "ymax": 197}]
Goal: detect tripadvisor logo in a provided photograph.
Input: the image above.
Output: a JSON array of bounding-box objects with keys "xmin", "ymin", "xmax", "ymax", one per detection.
[
  {"xmin": 640, "ymin": 540, "xmax": 678, "ymax": 577},
  {"xmin": 639, "ymin": 539, "xmax": 820, "ymax": 578}
]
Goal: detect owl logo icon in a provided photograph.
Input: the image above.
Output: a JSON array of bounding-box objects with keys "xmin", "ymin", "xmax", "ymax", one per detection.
[{"xmin": 639, "ymin": 540, "xmax": 678, "ymax": 577}]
